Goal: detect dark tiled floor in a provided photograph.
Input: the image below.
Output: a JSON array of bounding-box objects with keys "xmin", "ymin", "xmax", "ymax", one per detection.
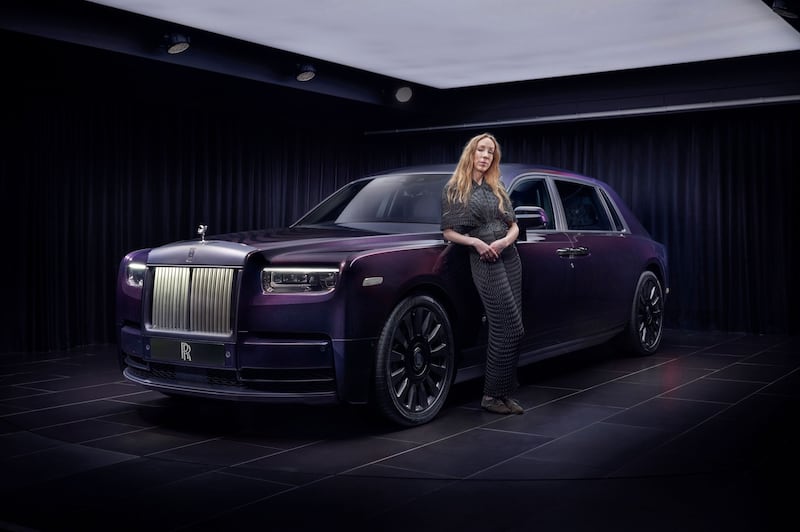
[{"xmin": 1, "ymin": 330, "xmax": 797, "ymax": 531}]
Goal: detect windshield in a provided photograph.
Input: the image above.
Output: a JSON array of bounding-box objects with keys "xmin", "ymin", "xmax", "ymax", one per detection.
[{"xmin": 293, "ymin": 173, "xmax": 449, "ymax": 230}]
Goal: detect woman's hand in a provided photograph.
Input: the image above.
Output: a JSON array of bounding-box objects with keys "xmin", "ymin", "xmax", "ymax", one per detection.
[
  {"xmin": 442, "ymin": 228, "xmax": 504, "ymax": 262},
  {"xmin": 477, "ymin": 240, "xmax": 499, "ymax": 262}
]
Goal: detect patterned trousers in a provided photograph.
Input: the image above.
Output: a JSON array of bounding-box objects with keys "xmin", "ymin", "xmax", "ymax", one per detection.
[{"xmin": 469, "ymin": 244, "xmax": 524, "ymax": 398}]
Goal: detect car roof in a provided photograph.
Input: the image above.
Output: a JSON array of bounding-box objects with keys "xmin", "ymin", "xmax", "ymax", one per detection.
[{"xmin": 371, "ymin": 163, "xmax": 598, "ymax": 187}]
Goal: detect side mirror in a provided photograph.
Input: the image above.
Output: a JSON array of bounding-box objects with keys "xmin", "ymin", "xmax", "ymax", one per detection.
[
  {"xmin": 514, "ymin": 206, "xmax": 548, "ymax": 242},
  {"xmin": 515, "ymin": 206, "xmax": 548, "ymax": 228}
]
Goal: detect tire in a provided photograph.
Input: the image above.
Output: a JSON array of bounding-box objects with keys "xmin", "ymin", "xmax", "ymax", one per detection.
[
  {"xmin": 620, "ymin": 270, "xmax": 664, "ymax": 356},
  {"xmin": 373, "ymin": 294, "xmax": 455, "ymax": 426}
]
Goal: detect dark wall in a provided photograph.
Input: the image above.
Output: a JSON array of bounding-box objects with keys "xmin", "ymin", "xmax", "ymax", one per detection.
[{"xmin": 1, "ymin": 29, "xmax": 797, "ymax": 354}]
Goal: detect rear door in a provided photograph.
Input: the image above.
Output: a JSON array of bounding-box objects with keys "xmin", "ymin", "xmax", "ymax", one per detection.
[{"xmin": 553, "ymin": 179, "xmax": 634, "ymax": 334}]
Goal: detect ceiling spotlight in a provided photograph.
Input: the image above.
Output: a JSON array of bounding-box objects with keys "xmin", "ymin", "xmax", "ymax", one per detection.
[
  {"xmin": 165, "ymin": 33, "xmax": 191, "ymax": 54},
  {"xmin": 772, "ymin": 0, "xmax": 799, "ymax": 19},
  {"xmin": 394, "ymin": 86, "xmax": 413, "ymax": 103},
  {"xmin": 296, "ymin": 64, "xmax": 316, "ymax": 82}
]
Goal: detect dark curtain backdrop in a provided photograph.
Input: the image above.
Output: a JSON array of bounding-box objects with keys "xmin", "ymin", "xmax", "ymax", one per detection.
[
  {"xmin": 363, "ymin": 109, "xmax": 798, "ymax": 337},
  {"xmin": 2, "ymin": 56, "xmax": 797, "ymax": 353}
]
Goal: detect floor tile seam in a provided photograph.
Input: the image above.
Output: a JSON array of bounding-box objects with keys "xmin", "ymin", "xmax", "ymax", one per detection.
[
  {"xmin": 0, "ymin": 371, "xmax": 70, "ymax": 386},
  {"xmin": 349, "ymin": 461, "xmax": 456, "ymax": 480},
  {"xmin": 140, "ymin": 442, "xmax": 290, "ymax": 470},
  {"xmin": 210, "ymin": 442, "xmax": 313, "ymax": 469},
  {"xmin": 105, "ymin": 393, "xmax": 168, "ymax": 407},
  {"xmin": 668, "ymin": 342, "xmax": 741, "ymax": 352},
  {"xmin": 0, "ymin": 356, "xmax": 78, "ymax": 368},
  {"xmin": 225, "ymin": 438, "xmax": 328, "ymax": 468},
  {"xmin": 645, "ymin": 394, "xmax": 734, "ymax": 407},
  {"xmin": 371, "ymin": 433, "xmax": 437, "ymax": 446},
  {"xmin": 513, "ymin": 355, "xmax": 677, "ymax": 404},
  {"xmin": 525, "ymin": 384, "xmax": 583, "ymax": 392},
  {"xmin": 171, "ymin": 473, "xmax": 341, "ymax": 530},
  {"xmin": 54, "ymin": 425, "xmax": 161, "ymax": 447},
  {"xmin": 179, "ymin": 431, "xmax": 491, "ymax": 526},
  {"xmin": 0, "ymin": 388, "xmax": 59, "ymax": 402},
  {"xmin": 3, "ymin": 376, "xmax": 72, "ymax": 389},
  {"xmin": 514, "ymin": 364, "xmax": 748, "ymax": 453},
  {"xmin": 478, "ymin": 425, "xmax": 551, "ymax": 438},
  {"xmin": 26, "ymin": 409, "xmax": 149, "ymax": 432},
  {"xmin": 214, "ymin": 468, "xmax": 297, "ymax": 488},
  {"xmin": 454, "ymin": 394, "xmax": 668, "ymax": 479},
  {"xmin": 678, "ymin": 352, "xmax": 741, "ymax": 361},
  {"xmin": 756, "ymin": 390, "xmax": 800, "ymax": 401},
  {"xmin": 643, "ymin": 354, "xmax": 765, "ymax": 399},
  {"xmin": 760, "ymin": 364, "xmax": 800, "ymax": 384},
  {"xmin": 704, "ymin": 376, "xmax": 776, "ymax": 385},
  {"xmin": 705, "ymin": 362, "xmax": 800, "ymax": 385},
  {"xmin": 717, "ymin": 359, "xmax": 790, "ymax": 368},
  {"xmin": 345, "ymin": 463, "xmax": 460, "ymax": 481},
  {"xmin": 0, "ymin": 424, "xmax": 157, "ymax": 460},
  {"xmin": 586, "ymin": 355, "xmax": 684, "ymax": 387},
  {"xmin": 0, "ymin": 437, "xmax": 141, "ymax": 464},
  {"xmin": 174, "ymin": 470, "xmax": 461, "ymax": 532},
  {"xmin": 607, "ymin": 375, "xmax": 787, "ymax": 477},
  {"xmin": 0, "ymin": 389, "xmax": 160, "ymax": 418},
  {"xmin": 738, "ymin": 346, "xmax": 787, "ymax": 360},
  {"xmin": 316, "ymin": 426, "xmax": 537, "ymax": 481},
  {"xmin": 141, "ymin": 435, "xmax": 258, "ymax": 460},
  {"xmin": 2, "ymin": 383, "xmax": 74, "ymax": 396},
  {"xmin": 0, "ymin": 380, "xmax": 140, "ymax": 405}
]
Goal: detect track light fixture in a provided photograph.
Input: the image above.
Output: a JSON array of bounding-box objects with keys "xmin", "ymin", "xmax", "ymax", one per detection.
[
  {"xmin": 165, "ymin": 32, "xmax": 191, "ymax": 54},
  {"xmin": 296, "ymin": 63, "xmax": 316, "ymax": 82},
  {"xmin": 394, "ymin": 86, "xmax": 413, "ymax": 103}
]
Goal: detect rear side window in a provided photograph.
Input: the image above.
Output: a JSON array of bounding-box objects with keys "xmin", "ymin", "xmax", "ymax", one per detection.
[
  {"xmin": 555, "ymin": 180, "xmax": 612, "ymax": 231},
  {"xmin": 600, "ymin": 188, "xmax": 626, "ymax": 231}
]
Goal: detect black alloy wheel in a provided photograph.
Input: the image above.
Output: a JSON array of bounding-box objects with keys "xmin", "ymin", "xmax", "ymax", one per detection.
[
  {"xmin": 623, "ymin": 270, "xmax": 664, "ymax": 356},
  {"xmin": 374, "ymin": 295, "xmax": 455, "ymax": 426}
]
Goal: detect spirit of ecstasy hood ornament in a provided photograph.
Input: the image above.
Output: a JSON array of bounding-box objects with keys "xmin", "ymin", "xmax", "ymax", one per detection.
[{"xmin": 197, "ymin": 224, "xmax": 208, "ymax": 243}]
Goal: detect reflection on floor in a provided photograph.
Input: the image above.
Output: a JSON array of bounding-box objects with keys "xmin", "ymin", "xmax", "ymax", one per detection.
[{"xmin": 0, "ymin": 330, "xmax": 797, "ymax": 531}]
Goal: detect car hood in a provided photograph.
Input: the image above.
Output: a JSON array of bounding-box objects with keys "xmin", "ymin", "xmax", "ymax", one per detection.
[{"xmin": 145, "ymin": 226, "xmax": 444, "ymax": 267}]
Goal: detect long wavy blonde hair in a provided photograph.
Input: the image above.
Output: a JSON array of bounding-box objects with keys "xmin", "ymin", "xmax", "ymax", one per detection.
[{"xmin": 445, "ymin": 132, "xmax": 509, "ymax": 209}]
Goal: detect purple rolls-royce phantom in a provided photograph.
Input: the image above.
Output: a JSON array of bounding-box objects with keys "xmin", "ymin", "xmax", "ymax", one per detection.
[{"xmin": 116, "ymin": 164, "xmax": 668, "ymax": 426}]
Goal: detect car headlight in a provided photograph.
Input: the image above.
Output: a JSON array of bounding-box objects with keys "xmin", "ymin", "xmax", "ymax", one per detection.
[
  {"xmin": 126, "ymin": 262, "xmax": 147, "ymax": 288},
  {"xmin": 261, "ymin": 267, "xmax": 339, "ymax": 294}
]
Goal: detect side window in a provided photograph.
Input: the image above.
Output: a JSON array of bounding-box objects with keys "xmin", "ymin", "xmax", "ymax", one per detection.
[
  {"xmin": 509, "ymin": 178, "xmax": 554, "ymax": 229},
  {"xmin": 555, "ymin": 180, "xmax": 612, "ymax": 231},
  {"xmin": 600, "ymin": 189, "xmax": 626, "ymax": 232}
]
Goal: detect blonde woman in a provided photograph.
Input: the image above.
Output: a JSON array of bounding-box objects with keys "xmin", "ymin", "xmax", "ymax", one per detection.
[{"xmin": 440, "ymin": 133, "xmax": 525, "ymax": 415}]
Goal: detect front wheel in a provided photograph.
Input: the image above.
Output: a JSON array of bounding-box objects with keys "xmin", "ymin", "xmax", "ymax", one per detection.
[
  {"xmin": 373, "ymin": 295, "xmax": 455, "ymax": 426},
  {"xmin": 620, "ymin": 270, "xmax": 664, "ymax": 356}
]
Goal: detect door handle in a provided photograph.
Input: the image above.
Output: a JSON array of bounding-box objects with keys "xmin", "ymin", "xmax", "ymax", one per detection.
[
  {"xmin": 572, "ymin": 246, "xmax": 589, "ymax": 256},
  {"xmin": 556, "ymin": 246, "xmax": 590, "ymax": 257},
  {"xmin": 556, "ymin": 247, "xmax": 573, "ymax": 257}
]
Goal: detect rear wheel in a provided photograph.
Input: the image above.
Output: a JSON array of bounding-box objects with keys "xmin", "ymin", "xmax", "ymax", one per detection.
[
  {"xmin": 374, "ymin": 295, "xmax": 455, "ymax": 426},
  {"xmin": 620, "ymin": 271, "xmax": 664, "ymax": 356}
]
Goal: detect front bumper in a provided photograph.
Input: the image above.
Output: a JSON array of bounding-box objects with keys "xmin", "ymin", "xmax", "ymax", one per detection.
[{"xmin": 118, "ymin": 325, "xmax": 375, "ymax": 405}]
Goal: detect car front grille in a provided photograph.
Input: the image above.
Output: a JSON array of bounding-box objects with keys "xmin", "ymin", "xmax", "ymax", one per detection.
[{"xmin": 149, "ymin": 266, "xmax": 235, "ymax": 335}]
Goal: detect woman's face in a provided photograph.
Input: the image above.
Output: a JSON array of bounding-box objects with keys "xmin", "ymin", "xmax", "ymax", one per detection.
[{"xmin": 472, "ymin": 137, "xmax": 496, "ymax": 175}]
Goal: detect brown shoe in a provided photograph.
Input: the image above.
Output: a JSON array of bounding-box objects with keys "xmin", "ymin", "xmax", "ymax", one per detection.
[
  {"xmin": 481, "ymin": 395, "xmax": 512, "ymax": 414},
  {"xmin": 503, "ymin": 397, "xmax": 524, "ymax": 415}
]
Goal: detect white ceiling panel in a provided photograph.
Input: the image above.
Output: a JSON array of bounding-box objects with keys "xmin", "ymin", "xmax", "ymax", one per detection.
[{"xmin": 88, "ymin": 0, "xmax": 800, "ymax": 89}]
